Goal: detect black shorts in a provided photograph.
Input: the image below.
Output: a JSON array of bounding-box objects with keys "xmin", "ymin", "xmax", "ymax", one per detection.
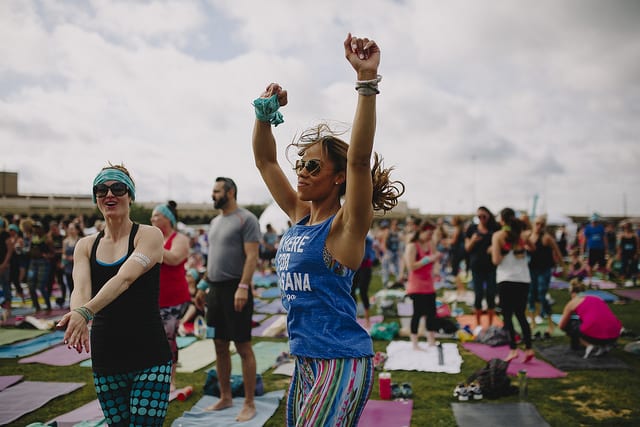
[{"xmin": 206, "ymin": 279, "xmax": 253, "ymax": 343}]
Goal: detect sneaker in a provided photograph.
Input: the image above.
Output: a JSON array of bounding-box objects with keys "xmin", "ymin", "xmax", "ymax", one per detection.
[
  {"xmin": 467, "ymin": 381, "xmax": 483, "ymax": 400},
  {"xmin": 535, "ymin": 315, "xmax": 543, "ymax": 325},
  {"xmin": 584, "ymin": 345, "xmax": 595, "ymax": 359},
  {"xmin": 453, "ymin": 382, "xmax": 466, "ymax": 398}
]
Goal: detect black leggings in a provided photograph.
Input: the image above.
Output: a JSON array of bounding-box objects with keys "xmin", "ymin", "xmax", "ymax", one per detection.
[
  {"xmin": 410, "ymin": 293, "xmax": 437, "ymax": 334},
  {"xmin": 498, "ymin": 281, "xmax": 531, "ymax": 350},
  {"xmin": 351, "ymin": 267, "xmax": 372, "ymax": 310}
]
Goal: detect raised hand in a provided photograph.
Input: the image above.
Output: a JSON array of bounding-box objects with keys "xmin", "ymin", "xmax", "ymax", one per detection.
[
  {"xmin": 344, "ymin": 33, "xmax": 380, "ymax": 78},
  {"xmin": 260, "ymin": 83, "xmax": 288, "ymax": 107}
]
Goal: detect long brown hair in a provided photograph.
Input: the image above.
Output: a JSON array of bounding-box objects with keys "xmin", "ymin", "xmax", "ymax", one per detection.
[{"xmin": 288, "ymin": 123, "xmax": 404, "ymax": 213}]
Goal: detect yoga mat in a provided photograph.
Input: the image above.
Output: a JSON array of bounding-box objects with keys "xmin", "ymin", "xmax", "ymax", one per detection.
[
  {"xmin": 259, "ymin": 287, "xmax": 281, "ymax": 299},
  {"xmin": 0, "ymin": 330, "xmax": 65, "ymax": 358},
  {"xmin": 384, "ymin": 341, "xmax": 462, "ymax": 373},
  {"xmin": 252, "ymin": 272, "xmax": 279, "ymax": 288},
  {"xmin": 272, "ymin": 361, "xmax": 295, "ymax": 376},
  {"xmin": 0, "ymin": 380, "xmax": 85, "ymax": 425},
  {"xmin": 19, "ymin": 343, "xmax": 91, "ymax": 366},
  {"xmin": 451, "ymin": 402, "xmax": 550, "ymax": 427},
  {"xmin": 583, "ymin": 289, "xmax": 619, "ymax": 302},
  {"xmin": 550, "ymin": 313, "xmax": 579, "ymax": 325},
  {"xmin": 170, "ymin": 389, "xmax": 285, "ymax": 427},
  {"xmin": 177, "ymin": 336, "xmax": 198, "ymax": 349},
  {"xmin": 0, "ymin": 375, "xmax": 23, "ymax": 391},
  {"xmin": 359, "ymin": 399, "xmax": 413, "ymax": 427},
  {"xmin": 0, "ymin": 327, "xmax": 47, "ymax": 346},
  {"xmin": 462, "ymin": 343, "xmax": 567, "ymax": 378},
  {"xmin": 456, "ymin": 314, "xmax": 503, "ymax": 330},
  {"xmin": 177, "ymin": 339, "xmax": 217, "ymax": 373},
  {"xmin": 253, "ymin": 299, "xmax": 285, "ymax": 314},
  {"xmin": 252, "ymin": 314, "xmax": 267, "ymax": 323},
  {"xmin": 534, "ymin": 344, "xmax": 630, "ymax": 371},
  {"xmin": 229, "ymin": 340, "xmax": 289, "ymax": 375},
  {"xmin": 48, "ymin": 399, "xmax": 103, "ymax": 425},
  {"xmin": 1, "ymin": 307, "xmax": 68, "ymax": 327},
  {"xmin": 614, "ymin": 289, "xmax": 640, "ymax": 301},
  {"xmin": 512, "ymin": 319, "xmax": 565, "ymax": 338},
  {"xmin": 550, "ymin": 279, "xmax": 570, "ymax": 289},
  {"xmin": 589, "ymin": 278, "xmax": 618, "ymax": 289},
  {"xmin": 251, "ymin": 315, "xmax": 283, "ymax": 337}
]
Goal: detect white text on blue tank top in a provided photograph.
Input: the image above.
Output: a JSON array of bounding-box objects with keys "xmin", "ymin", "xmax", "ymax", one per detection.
[{"xmin": 276, "ymin": 234, "xmax": 312, "ymax": 301}]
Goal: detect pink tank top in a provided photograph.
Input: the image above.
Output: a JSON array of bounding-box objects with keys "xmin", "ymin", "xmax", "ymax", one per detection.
[
  {"xmin": 575, "ymin": 296, "xmax": 622, "ymax": 340},
  {"xmin": 406, "ymin": 242, "xmax": 436, "ymax": 295},
  {"xmin": 158, "ymin": 232, "xmax": 191, "ymax": 308}
]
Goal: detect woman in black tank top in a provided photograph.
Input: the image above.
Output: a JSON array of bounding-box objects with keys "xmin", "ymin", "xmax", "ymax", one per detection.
[{"xmin": 57, "ymin": 165, "xmax": 170, "ymax": 426}]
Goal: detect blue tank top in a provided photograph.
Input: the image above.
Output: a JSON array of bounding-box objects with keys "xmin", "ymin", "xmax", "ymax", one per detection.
[{"xmin": 275, "ymin": 215, "xmax": 373, "ymax": 359}]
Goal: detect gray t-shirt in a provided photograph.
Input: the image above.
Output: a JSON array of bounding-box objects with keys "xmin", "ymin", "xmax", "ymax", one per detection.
[{"xmin": 207, "ymin": 207, "xmax": 261, "ymax": 282}]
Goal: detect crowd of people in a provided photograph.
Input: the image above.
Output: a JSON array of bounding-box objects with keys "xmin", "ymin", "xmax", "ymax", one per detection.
[{"xmin": 0, "ymin": 32, "xmax": 636, "ymax": 426}]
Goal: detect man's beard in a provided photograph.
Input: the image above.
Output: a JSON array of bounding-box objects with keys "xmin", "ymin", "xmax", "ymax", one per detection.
[{"xmin": 214, "ymin": 194, "xmax": 228, "ymax": 210}]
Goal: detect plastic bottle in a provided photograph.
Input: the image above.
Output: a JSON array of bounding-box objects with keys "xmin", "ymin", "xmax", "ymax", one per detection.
[
  {"xmin": 518, "ymin": 369, "xmax": 528, "ymax": 400},
  {"xmin": 437, "ymin": 342, "xmax": 444, "ymax": 365},
  {"xmin": 177, "ymin": 385, "xmax": 193, "ymax": 401},
  {"xmin": 379, "ymin": 372, "xmax": 392, "ymax": 400}
]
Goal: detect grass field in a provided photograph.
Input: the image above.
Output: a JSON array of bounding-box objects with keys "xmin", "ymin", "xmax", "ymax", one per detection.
[{"xmin": 1, "ymin": 270, "xmax": 639, "ymax": 426}]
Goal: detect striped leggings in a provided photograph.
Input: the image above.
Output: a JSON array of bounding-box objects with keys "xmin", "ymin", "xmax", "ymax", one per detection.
[{"xmin": 286, "ymin": 356, "xmax": 373, "ymax": 427}]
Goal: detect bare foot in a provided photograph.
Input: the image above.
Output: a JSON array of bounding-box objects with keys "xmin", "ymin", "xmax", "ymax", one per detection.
[
  {"xmin": 236, "ymin": 402, "xmax": 256, "ymax": 422},
  {"xmin": 504, "ymin": 350, "xmax": 519, "ymax": 362},
  {"xmin": 204, "ymin": 398, "xmax": 233, "ymax": 412}
]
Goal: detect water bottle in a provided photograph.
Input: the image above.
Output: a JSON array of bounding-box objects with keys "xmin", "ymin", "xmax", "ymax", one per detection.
[
  {"xmin": 437, "ymin": 342, "xmax": 444, "ymax": 365},
  {"xmin": 379, "ymin": 372, "xmax": 392, "ymax": 400},
  {"xmin": 518, "ymin": 369, "xmax": 528, "ymax": 399}
]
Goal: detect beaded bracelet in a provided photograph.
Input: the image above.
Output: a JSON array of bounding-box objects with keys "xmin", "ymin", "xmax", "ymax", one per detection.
[
  {"xmin": 355, "ymin": 74, "xmax": 382, "ymax": 96},
  {"xmin": 73, "ymin": 306, "xmax": 94, "ymax": 323},
  {"xmin": 253, "ymin": 94, "xmax": 284, "ymax": 126}
]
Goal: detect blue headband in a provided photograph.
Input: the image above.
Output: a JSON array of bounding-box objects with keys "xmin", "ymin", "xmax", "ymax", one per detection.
[
  {"xmin": 154, "ymin": 204, "xmax": 176, "ymax": 227},
  {"xmin": 92, "ymin": 169, "xmax": 136, "ymax": 203}
]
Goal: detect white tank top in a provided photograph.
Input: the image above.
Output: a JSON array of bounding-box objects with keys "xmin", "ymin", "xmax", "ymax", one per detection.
[{"xmin": 496, "ymin": 250, "xmax": 530, "ymax": 284}]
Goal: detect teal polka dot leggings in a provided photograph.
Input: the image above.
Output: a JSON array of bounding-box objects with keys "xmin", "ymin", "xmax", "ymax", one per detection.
[{"xmin": 93, "ymin": 361, "xmax": 172, "ymax": 426}]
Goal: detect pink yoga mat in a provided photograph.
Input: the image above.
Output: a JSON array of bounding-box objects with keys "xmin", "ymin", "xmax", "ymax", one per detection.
[
  {"xmin": 0, "ymin": 375, "xmax": 23, "ymax": 391},
  {"xmin": 615, "ymin": 289, "xmax": 640, "ymax": 301},
  {"xmin": 251, "ymin": 315, "xmax": 284, "ymax": 337},
  {"xmin": 359, "ymin": 399, "xmax": 413, "ymax": 427},
  {"xmin": 48, "ymin": 399, "xmax": 103, "ymax": 425},
  {"xmin": 19, "ymin": 343, "xmax": 91, "ymax": 366},
  {"xmin": 463, "ymin": 343, "xmax": 567, "ymax": 378},
  {"xmin": 357, "ymin": 315, "xmax": 384, "ymax": 329}
]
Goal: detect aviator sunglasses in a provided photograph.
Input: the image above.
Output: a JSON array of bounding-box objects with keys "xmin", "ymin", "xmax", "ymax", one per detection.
[
  {"xmin": 294, "ymin": 158, "xmax": 322, "ymax": 176},
  {"xmin": 93, "ymin": 182, "xmax": 129, "ymax": 198}
]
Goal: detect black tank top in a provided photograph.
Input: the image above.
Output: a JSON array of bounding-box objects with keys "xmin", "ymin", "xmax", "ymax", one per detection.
[
  {"xmin": 620, "ymin": 235, "xmax": 637, "ymax": 257},
  {"xmin": 89, "ymin": 223, "xmax": 171, "ymax": 375},
  {"xmin": 529, "ymin": 233, "xmax": 554, "ymax": 270}
]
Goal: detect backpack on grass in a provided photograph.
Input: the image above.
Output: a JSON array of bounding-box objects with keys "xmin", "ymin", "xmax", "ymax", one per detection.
[{"xmin": 466, "ymin": 358, "xmax": 517, "ymax": 399}]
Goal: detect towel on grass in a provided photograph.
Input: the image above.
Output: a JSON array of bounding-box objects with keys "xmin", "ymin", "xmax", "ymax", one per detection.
[
  {"xmin": 451, "ymin": 402, "xmax": 550, "ymax": 427},
  {"xmin": 19, "ymin": 343, "xmax": 91, "ymax": 366},
  {"xmin": 534, "ymin": 344, "xmax": 630, "ymax": 371},
  {"xmin": 0, "ymin": 380, "xmax": 84, "ymax": 425},
  {"xmin": 462, "ymin": 343, "xmax": 567, "ymax": 378},
  {"xmin": 384, "ymin": 341, "xmax": 462, "ymax": 373},
  {"xmin": 0, "ymin": 330, "xmax": 65, "ymax": 358},
  {"xmin": 170, "ymin": 390, "xmax": 285, "ymax": 427}
]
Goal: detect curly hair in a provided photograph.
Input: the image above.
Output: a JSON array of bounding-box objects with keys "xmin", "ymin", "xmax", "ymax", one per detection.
[{"xmin": 287, "ymin": 123, "xmax": 404, "ymax": 213}]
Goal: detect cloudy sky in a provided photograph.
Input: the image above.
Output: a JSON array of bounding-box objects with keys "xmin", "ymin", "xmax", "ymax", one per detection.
[{"xmin": 1, "ymin": 0, "xmax": 639, "ymax": 218}]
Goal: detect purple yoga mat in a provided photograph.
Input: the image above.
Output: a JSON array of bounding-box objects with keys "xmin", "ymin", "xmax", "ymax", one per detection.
[
  {"xmin": 357, "ymin": 315, "xmax": 384, "ymax": 329},
  {"xmin": 19, "ymin": 343, "xmax": 91, "ymax": 366},
  {"xmin": 615, "ymin": 289, "xmax": 640, "ymax": 301},
  {"xmin": 0, "ymin": 375, "xmax": 23, "ymax": 391},
  {"xmin": 48, "ymin": 399, "xmax": 103, "ymax": 425},
  {"xmin": 359, "ymin": 399, "xmax": 413, "ymax": 427},
  {"xmin": 0, "ymin": 380, "xmax": 85, "ymax": 425},
  {"xmin": 254, "ymin": 299, "xmax": 286, "ymax": 314},
  {"xmin": 463, "ymin": 343, "xmax": 567, "ymax": 378},
  {"xmin": 251, "ymin": 315, "xmax": 286, "ymax": 337}
]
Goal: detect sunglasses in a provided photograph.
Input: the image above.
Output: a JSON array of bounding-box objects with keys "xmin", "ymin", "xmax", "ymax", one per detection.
[
  {"xmin": 93, "ymin": 182, "xmax": 129, "ymax": 198},
  {"xmin": 294, "ymin": 159, "xmax": 322, "ymax": 176}
]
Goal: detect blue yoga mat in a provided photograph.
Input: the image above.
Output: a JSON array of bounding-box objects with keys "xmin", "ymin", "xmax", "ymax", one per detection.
[
  {"xmin": 0, "ymin": 330, "xmax": 65, "ymax": 358},
  {"xmin": 582, "ymin": 290, "xmax": 619, "ymax": 302},
  {"xmin": 170, "ymin": 390, "xmax": 285, "ymax": 427}
]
